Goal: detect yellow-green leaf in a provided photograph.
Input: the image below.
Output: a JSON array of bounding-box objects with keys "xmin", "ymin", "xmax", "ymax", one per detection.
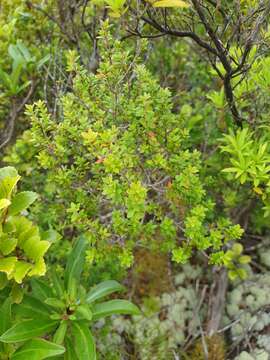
[
  {"xmin": 239, "ymin": 255, "xmax": 251, "ymax": 264},
  {"xmin": 0, "ymin": 257, "xmax": 17, "ymax": 276},
  {"xmin": 0, "ymin": 176, "xmax": 21, "ymax": 200},
  {"xmin": 153, "ymin": 0, "xmax": 189, "ymax": 7},
  {"xmin": 23, "ymin": 238, "xmax": 50, "ymax": 261},
  {"xmin": 0, "ymin": 199, "xmax": 11, "ymax": 210},
  {"xmin": 13, "ymin": 261, "xmax": 33, "ymax": 284},
  {"xmin": 28, "ymin": 258, "xmax": 46, "ymax": 277},
  {"xmin": 9, "ymin": 191, "xmax": 38, "ymax": 216},
  {"xmin": 0, "ymin": 236, "xmax": 17, "ymax": 255}
]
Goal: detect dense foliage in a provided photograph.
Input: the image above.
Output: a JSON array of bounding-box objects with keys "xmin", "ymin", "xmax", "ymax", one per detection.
[{"xmin": 1, "ymin": 0, "xmax": 270, "ymax": 359}]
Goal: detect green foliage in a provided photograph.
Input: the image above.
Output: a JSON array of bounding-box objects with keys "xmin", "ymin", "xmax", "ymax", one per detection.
[
  {"xmin": 7, "ymin": 23, "xmax": 243, "ymax": 269},
  {"xmin": 0, "ymin": 41, "xmax": 49, "ymax": 96},
  {"xmin": 0, "ymin": 236, "xmax": 139, "ymax": 359},
  {"xmin": 0, "ymin": 166, "xmax": 50, "ymax": 287}
]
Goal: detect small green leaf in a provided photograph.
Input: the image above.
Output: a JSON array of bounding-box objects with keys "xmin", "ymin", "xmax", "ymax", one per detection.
[
  {"xmin": 11, "ymin": 338, "xmax": 65, "ymax": 360},
  {"xmin": 9, "ymin": 191, "xmax": 38, "ymax": 216},
  {"xmin": 239, "ymin": 255, "xmax": 251, "ymax": 264},
  {"xmin": 0, "ymin": 319, "xmax": 58, "ymax": 343},
  {"xmin": 72, "ymin": 321, "xmax": 96, "ymax": 360},
  {"xmin": 92, "ymin": 299, "xmax": 140, "ymax": 320},
  {"xmin": 86, "ymin": 280, "xmax": 125, "ymax": 304}
]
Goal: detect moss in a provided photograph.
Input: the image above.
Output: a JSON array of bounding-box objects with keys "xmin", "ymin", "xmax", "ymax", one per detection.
[{"xmin": 189, "ymin": 335, "xmax": 226, "ymax": 360}]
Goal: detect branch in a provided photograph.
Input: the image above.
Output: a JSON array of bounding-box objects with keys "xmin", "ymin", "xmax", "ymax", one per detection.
[{"xmin": 0, "ymin": 80, "xmax": 36, "ymax": 150}]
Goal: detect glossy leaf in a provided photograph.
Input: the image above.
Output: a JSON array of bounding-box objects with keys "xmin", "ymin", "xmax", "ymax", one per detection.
[
  {"xmin": 64, "ymin": 236, "xmax": 87, "ymax": 290},
  {"xmin": 13, "ymin": 295, "xmax": 51, "ymax": 319},
  {"xmin": 9, "ymin": 191, "xmax": 38, "ymax": 216},
  {"xmin": 72, "ymin": 321, "xmax": 96, "ymax": 360},
  {"xmin": 92, "ymin": 299, "xmax": 140, "ymax": 320},
  {"xmin": 31, "ymin": 278, "xmax": 54, "ymax": 300},
  {"xmin": 0, "ymin": 257, "xmax": 17, "ymax": 277},
  {"xmin": 86, "ymin": 280, "xmax": 125, "ymax": 304},
  {"xmin": 0, "ymin": 298, "xmax": 12, "ymax": 335},
  {"xmin": 0, "ymin": 319, "xmax": 58, "ymax": 343},
  {"xmin": 11, "ymin": 338, "xmax": 65, "ymax": 360}
]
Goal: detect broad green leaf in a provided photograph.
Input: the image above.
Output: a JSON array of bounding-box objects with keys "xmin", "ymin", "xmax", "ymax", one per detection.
[
  {"xmin": 13, "ymin": 261, "xmax": 32, "ymax": 283},
  {"xmin": 9, "ymin": 191, "xmax": 38, "ymax": 216},
  {"xmin": 14, "ymin": 294, "xmax": 51, "ymax": 319},
  {"xmin": 75, "ymin": 305, "xmax": 92, "ymax": 321},
  {"xmin": 0, "ymin": 298, "xmax": 12, "ymax": 335},
  {"xmin": 11, "ymin": 338, "xmax": 65, "ymax": 360},
  {"xmin": 64, "ymin": 335, "xmax": 78, "ymax": 360},
  {"xmin": 0, "ymin": 199, "xmax": 11, "ymax": 210},
  {"xmin": 153, "ymin": 0, "xmax": 189, "ymax": 7},
  {"xmin": 51, "ymin": 270, "xmax": 64, "ymax": 298},
  {"xmin": 0, "ymin": 257, "xmax": 17, "ymax": 276},
  {"xmin": 31, "ymin": 278, "xmax": 54, "ymax": 300},
  {"xmin": 45, "ymin": 298, "xmax": 66, "ymax": 310},
  {"xmin": 64, "ymin": 236, "xmax": 87, "ymax": 290},
  {"xmin": 72, "ymin": 321, "xmax": 96, "ymax": 360},
  {"xmin": 92, "ymin": 299, "xmax": 140, "ymax": 320},
  {"xmin": 86, "ymin": 280, "xmax": 125, "ymax": 303},
  {"xmin": 53, "ymin": 321, "xmax": 68, "ymax": 345},
  {"xmin": 0, "ymin": 319, "xmax": 58, "ymax": 343}
]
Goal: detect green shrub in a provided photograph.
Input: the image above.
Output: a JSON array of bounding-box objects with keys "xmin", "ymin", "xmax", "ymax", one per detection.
[{"xmin": 6, "ymin": 23, "xmax": 244, "ymax": 270}]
